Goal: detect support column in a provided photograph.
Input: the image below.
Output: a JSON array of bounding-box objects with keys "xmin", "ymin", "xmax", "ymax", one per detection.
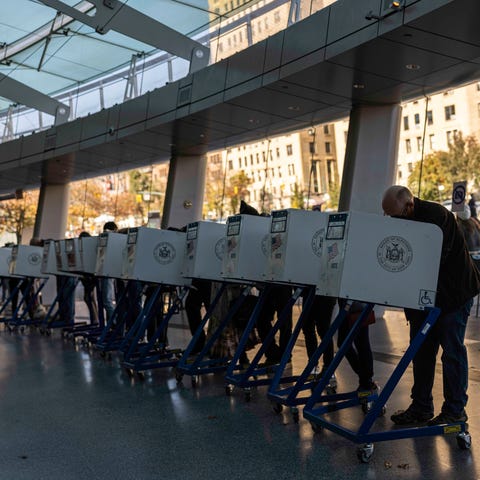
[
  {"xmin": 162, "ymin": 154, "xmax": 207, "ymax": 229},
  {"xmin": 338, "ymin": 104, "xmax": 401, "ymax": 214},
  {"xmin": 33, "ymin": 182, "xmax": 70, "ymax": 240}
]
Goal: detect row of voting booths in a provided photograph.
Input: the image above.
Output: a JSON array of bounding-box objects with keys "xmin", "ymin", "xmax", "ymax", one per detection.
[{"xmin": 0, "ymin": 208, "xmax": 468, "ymax": 461}]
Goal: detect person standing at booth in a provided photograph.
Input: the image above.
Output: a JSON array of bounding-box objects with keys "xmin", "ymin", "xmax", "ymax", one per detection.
[
  {"xmin": 382, "ymin": 185, "xmax": 480, "ymax": 425},
  {"xmin": 101, "ymin": 221, "xmax": 118, "ymax": 323}
]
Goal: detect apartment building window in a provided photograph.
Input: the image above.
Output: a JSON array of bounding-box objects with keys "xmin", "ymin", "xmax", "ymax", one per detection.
[
  {"xmin": 276, "ymin": 147, "xmax": 280, "ymax": 158},
  {"xmin": 477, "ymin": 103, "xmax": 480, "ymax": 117},
  {"xmin": 429, "ymin": 134, "xmax": 436, "ymax": 150},
  {"xmin": 256, "ymin": 153, "xmax": 259, "ymax": 163},
  {"xmin": 408, "ymin": 162, "xmax": 413, "ymax": 172},
  {"xmin": 271, "ymin": 168, "xmax": 275, "ymax": 177},
  {"xmin": 278, "ymin": 167, "xmax": 282, "ymax": 178},
  {"xmin": 445, "ymin": 104, "xmax": 456, "ymax": 120},
  {"xmin": 323, "ymin": 124, "xmax": 330, "ymax": 134},
  {"xmin": 416, "ymin": 136, "xmax": 422, "ymax": 151},
  {"xmin": 398, "ymin": 170, "xmax": 403, "ymax": 179},
  {"xmin": 476, "ymin": 82, "xmax": 480, "ymax": 91},
  {"xmin": 274, "ymin": 10, "xmax": 280, "ymax": 22},
  {"xmin": 309, "ymin": 142, "xmax": 315, "ymax": 154},
  {"xmin": 286, "ymin": 144, "xmax": 293, "ymax": 155},
  {"xmin": 250, "ymin": 154, "xmax": 253, "ymax": 165},
  {"xmin": 403, "ymin": 116, "xmax": 409, "ymax": 131},
  {"xmin": 262, "ymin": 151, "xmax": 266, "ymax": 162},
  {"xmin": 405, "ymin": 138, "xmax": 412, "ymax": 154},
  {"xmin": 446, "ymin": 130, "xmax": 458, "ymax": 144},
  {"xmin": 228, "ymin": 160, "xmax": 233, "ymax": 170},
  {"xmin": 325, "ymin": 142, "xmax": 331, "ymax": 154},
  {"xmin": 291, "ymin": 164, "xmax": 295, "ymax": 175},
  {"xmin": 426, "ymin": 110, "xmax": 433, "ymax": 125},
  {"xmin": 414, "ymin": 113, "xmax": 420, "ymax": 127}
]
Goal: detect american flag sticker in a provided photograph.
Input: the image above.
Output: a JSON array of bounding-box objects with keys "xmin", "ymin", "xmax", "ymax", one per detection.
[{"xmin": 327, "ymin": 243, "xmax": 339, "ymax": 260}]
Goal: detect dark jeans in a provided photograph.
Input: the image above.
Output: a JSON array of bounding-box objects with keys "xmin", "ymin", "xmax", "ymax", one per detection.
[
  {"xmin": 185, "ymin": 279, "xmax": 211, "ymax": 354},
  {"xmin": 56, "ymin": 275, "xmax": 76, "ymax": 325},
  {"xmin": 256, "ymin": 285, "xmax": 293, "ymax": 362},
  {"xmin": 405, "ymin": 299, "xmax": 472, "ymax": 417},
  {"xmin": 337, "ymin": 315, "xmax": 374, "ymax": 389},
  {"xmin": 301, "ymin": 293, "xmax": 335, "ymax": 369},
  {"xmin": 81, "ymin": 276, "xmax": 98, "ymax": 324}
]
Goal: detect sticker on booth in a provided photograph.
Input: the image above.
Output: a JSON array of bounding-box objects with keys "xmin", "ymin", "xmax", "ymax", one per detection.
[
  {"xmin": 377, "ymin": 236, "xmax": 413, "ymax": 272},
  {"xmin": 311, "ymin": 229, "xmax": 325, "ymax": 257},
  {"xmin": 214, "ymin": 238, "xmax": 225, "ymax": 261},
  {"xmin": 28, "ymin": 253, "xmax": 42, "ymax": 265},
  {"xmin": 153, "ymin": 242, "xmax": 176, "ymax": 265},
  {"xmin": 418, "ymin": 289, "xmax": 436, "ymax": 307}
]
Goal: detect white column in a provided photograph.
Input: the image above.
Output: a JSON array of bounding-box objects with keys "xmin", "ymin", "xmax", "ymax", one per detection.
[
  {"xmin": 339, "ymin": 104, "xmax": 402, "ymax": 214},
  {"xmin": 162, "ymin": 154, "xmax": 207, "ymax": 229},
  {"xmin": 33, "ymin": 182, "xmax": 70, "ymax": 240}
]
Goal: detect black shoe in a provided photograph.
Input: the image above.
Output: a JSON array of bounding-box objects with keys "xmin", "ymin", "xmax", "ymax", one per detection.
[
  {"xmin": 391, "ymin": 407, "xmax": 433, "ymax": 425},
  {"xmin": 427, "ymin": 411, "xmax": 468, "ymax": 426}
]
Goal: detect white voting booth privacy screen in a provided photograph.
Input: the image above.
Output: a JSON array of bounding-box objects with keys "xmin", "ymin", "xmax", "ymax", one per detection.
[
  {"xmin": 10, "ymin": 245, "xmax": 46, "ymax": 278},
  {"xmin": 182, "ymin": 221, "xmax": 226, "ymax": 281},
  {"xmin": 266, "ymin": 209, "xmax": 329, "ymax": 286},
  {"xmin": 53, "ymin": 240, "xmax": 78, "ymax": 277},
  {"xmin": 122, "ymin": 227, "xmax": 190, "ymax": 286},
  {"xmin": 42, "ymin": 240, "xmax": 62, "ymax": 276},
  {"xmin": 315, "ymin": 211, "xmax": 442, "ymax": 310},
  {"xmin": 95, "ymin": 232, "xmax": 127, "ymax": 279},
  {"xmin": 0, "ymin": 247, "xmax": 13, "ymax": 277},
  {"xmin": 79, "ymin": 236, "xmax": 99, "ymax": 274},
  {"xmin": 221, "ymin": 215, "xmax": 271, "ymax": 283}
]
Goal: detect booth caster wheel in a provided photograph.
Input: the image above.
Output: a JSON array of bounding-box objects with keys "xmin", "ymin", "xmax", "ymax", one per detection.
[
  {"xmin": 225, "ymin": 384, "xmax": 234, "ymax": 396},
  {"xmin": 191, "ymin": 375, "xmax": 199, "ymax": 388},
  {"xmin": 310, "ymin": 422, "xmax": 323, "ymax": 433},
  {"xmin": 362, "ymin": 401, "xmax": 387, "ymax": 416},
  {"xmin": 457, "ymin": 432, "xmax": 471, "ymax": 450},
  {"xmin": 357, "ymin": 443, "xmax": 374, "ymax": 463},
  {"xmin": 273, "ymin": 403, "xmax": 283, "ymax": 414},
  {"xmin": 290, "ymin": 407, "xmax": 299, "ymax": 423}
]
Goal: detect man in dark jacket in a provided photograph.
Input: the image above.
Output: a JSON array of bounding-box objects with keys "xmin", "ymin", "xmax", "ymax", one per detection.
[{"xmin": 382, "ymin": 185, "xmax": 480, "ymax": 426}]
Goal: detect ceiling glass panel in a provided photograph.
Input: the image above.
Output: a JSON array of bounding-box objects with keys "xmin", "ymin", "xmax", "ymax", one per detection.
[{"xmin": 0, "ymin": 0, "xmax": 339, "ymax": 131}]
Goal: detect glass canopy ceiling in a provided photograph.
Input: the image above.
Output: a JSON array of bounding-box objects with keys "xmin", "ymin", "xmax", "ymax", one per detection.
[
  {"xmin": 0, "ymin": 0, "xmax": 220, "ymax": 110},
  {"xmin": 0, "ymin": 0, "xmax": 336, "ymax": 136}
]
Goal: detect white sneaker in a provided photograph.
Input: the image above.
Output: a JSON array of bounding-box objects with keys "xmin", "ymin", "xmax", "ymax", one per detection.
[{"xmin": 310, "ymin": 365, "xmax": 321, "ymax": 376}]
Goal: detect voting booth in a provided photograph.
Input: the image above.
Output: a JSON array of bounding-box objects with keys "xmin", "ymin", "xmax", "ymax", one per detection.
[
  {"xmin": 266, "ymin": 208, "xmax": 329, "ymax": 286},
  {"xmin": 52, "ymin": 240, "xmax": 78, "ymax": 277},
  {"xmin": 221, "ymin": 214, "xmax": 271, "ymax": 283},
  {"xmin": 314, "ymin": 211, "xmax": 442, "ymax": 310},
  {"xmin": 78, "ymin": 236, "xmax": 99, "ymax": 274},
  {"xmin": 95, "ymin": 232, "xmax": 127, "ymax": 279},
  {"xmin": 41, "ymin": 240, "xmax": 62, "ymax": 276},
  {"xmin": 0, "ymin": 247, "xmax": 13, "ymax": 277},
  {"xmin": 181, "ymin": 221, "xmax": 226, "ymax": 281},
  {"xmin": 122, "ymin": 227, "xmax": 190, "ymax": 286},
  {"xmin": 9, "ymin": 245, "xmax": 46, "ymax": 278}
]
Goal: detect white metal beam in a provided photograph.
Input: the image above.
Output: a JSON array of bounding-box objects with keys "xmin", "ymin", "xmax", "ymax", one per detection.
[{"xmin": 38, "ymin": 0, "xmax": 210, "ymax": 73}]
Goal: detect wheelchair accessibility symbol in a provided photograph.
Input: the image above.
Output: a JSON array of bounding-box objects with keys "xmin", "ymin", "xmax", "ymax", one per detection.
[{"xmin": 418, "ymin": 290, "xmax": 436, "ymax": 307}]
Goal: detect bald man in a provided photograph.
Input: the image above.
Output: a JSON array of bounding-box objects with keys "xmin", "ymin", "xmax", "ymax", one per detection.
[{"xmin": 382, "ymin": 185, "xmax": 480, "ymax": 426}]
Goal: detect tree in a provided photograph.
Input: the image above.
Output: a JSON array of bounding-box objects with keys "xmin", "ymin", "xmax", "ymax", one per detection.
[
  {"xmin": 408, "ymin": 133, "xmax": 480, "ymax": 201},
  {"xmin": 0, "ymin": 190, "xmax": 39, "ymax": 244},
  {"xmin": 225, "ymin": 170, "xmax": 252, "ymax": 215},
  {"xmin": 290, "ymin": 182, "xmax": 305, "ymax": 209}
]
